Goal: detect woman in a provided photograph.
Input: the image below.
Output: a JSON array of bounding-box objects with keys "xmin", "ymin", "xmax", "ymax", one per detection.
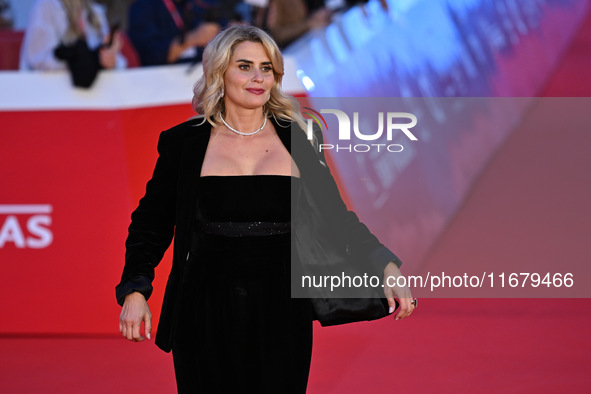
[
  {"xmin": 19, "ymin": 0, "xmax": 125, "ymax": 71},
  {"xmin": 117, "ymin": 25, "xmax": 415, "ymax": 393}
]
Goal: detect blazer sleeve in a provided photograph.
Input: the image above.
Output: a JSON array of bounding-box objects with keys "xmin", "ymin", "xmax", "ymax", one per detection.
[
  {"xmin": 298, "ymin": 124, "xmax": 403, "ymax": 275},
  {"xmin": 321, "ymin": 162, "xmax": 402, "ymax": 274},
  {"xmin": 115, "ymin": 128, "xmax": 179, "ymax": 306}
]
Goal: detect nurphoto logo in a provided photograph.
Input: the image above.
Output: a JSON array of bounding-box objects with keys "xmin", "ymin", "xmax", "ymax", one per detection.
[{"xmin": 303, "ymin": 107, "xmax": 418, "ymax": 153}]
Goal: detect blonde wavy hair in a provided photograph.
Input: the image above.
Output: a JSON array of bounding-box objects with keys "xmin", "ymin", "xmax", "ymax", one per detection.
[
  {"xmin": 192, "ymin": 25, "xmax": 305, "ymax": 129},
  {"xmin": 60, "ymin": 0, "xmax": 102, "ymax": 43}
]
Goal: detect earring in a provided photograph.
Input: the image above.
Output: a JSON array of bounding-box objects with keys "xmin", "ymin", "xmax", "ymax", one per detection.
[{"xmin": 220, "ymin": 88, "xmax": 224, "ymax": 99}]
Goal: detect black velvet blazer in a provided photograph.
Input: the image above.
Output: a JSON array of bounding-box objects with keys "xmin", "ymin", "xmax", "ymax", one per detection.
[{"xmin": 116, "ymin": 116, "xmax": 401, "ymax": 352}]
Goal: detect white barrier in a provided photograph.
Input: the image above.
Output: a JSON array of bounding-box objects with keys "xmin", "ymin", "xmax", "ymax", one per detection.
[{"xmin": 0, "ymin": 56, "xmax": 305, "ymax": 110}]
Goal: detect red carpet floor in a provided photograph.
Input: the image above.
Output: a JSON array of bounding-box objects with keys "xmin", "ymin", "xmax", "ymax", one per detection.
[{"xmin": 2, "ymin": 7, "xmax": 591, "ymax": 394}]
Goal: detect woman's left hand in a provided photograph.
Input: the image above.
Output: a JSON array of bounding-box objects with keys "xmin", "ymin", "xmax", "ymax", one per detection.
[{"xmin": 383, "ymin": 262, "xmax": 416, "ymax": 320}]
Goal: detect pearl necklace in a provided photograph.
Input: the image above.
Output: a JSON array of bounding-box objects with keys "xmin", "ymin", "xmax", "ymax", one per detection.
[{"xmin": 220, "ymin": 114, "xmax": 267, "ymax": 136}]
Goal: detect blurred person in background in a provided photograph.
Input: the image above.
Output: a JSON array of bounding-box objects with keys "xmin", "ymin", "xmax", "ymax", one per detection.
[
  {"xmin": 95, "ymin": 0, "xmax": 134, "ymax": 31},
  {"xmin": 19, "ymin": 0, "xmax": 126, "ymax": 72},
  {"xmin": 219, "ymin": 0, "xmax": 253, "ymax": 24},
  {"xmin": 127, "ymin": 0, "xmax": 222, "ymax": 66},
  {"xmin": 264, "ymin": 0, "xmax": 332, "ymax": 48},
  {"xmin": 0, "ymin": 0, "xmax": 13, "ymax": 29}
]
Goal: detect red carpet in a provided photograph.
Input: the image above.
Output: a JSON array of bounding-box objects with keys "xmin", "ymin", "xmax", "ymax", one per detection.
[
  {"xmin": 1, "ymin": 300, "xmax": 588, "ymax": 393},
  {"xmin": 308, "ymin": 299, "xmax": 591, "ymax": 393},
  {"xmin": 0, "ymin": 336, "xmax": 175, "ymax": 393},
  {"xmin": 2, "ymin": 7, "xmax": 591, "ymax": 394}
]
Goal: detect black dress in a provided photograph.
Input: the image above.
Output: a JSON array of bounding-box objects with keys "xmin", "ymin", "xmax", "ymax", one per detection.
[{"xmin": 171, "ymin": 175, "xmax": 313, "ymax": 393}]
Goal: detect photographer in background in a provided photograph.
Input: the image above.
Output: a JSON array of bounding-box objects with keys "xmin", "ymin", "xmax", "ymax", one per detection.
[{"xmin": 19, "ymin": 0, "xmax": 126, "ymax": 86}]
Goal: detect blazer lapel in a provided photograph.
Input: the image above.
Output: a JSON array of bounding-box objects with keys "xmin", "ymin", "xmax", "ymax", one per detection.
[
  {"xmin": 179, "ymin": 122, "xmax": 211, "ymax": 188},
  {"xmin": 175, "ymin": 120, "xmax": 211, "ymax": 261},
  {"xmin": 273, "ymin": 117, "xmax": 292, "ymax": 155}
]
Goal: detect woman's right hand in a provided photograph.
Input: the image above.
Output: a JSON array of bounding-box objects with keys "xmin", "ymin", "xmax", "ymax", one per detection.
[
  {"xmin": 119, "ymin": 292, "xmax": 152, "ymax": 342},
  {"xmin": 186, "ymin": 22, "xmax": 221, "ymax": 47},
  {"xmin": 99, "ymin": 32, "xmax": 122, "ymax": 69},
  {"xmin": 167, "ymin": 22, "xmax": 220, "ymax": 63}
]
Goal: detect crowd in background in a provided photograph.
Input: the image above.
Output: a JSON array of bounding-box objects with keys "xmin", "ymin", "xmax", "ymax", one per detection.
[
  {"xmin": 0, "ymin": 0, "xmax": 386, "ymax": 77},
  {"xmin": 0, "ymin": 0, "xmax": 13, "ymax": 28}
]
